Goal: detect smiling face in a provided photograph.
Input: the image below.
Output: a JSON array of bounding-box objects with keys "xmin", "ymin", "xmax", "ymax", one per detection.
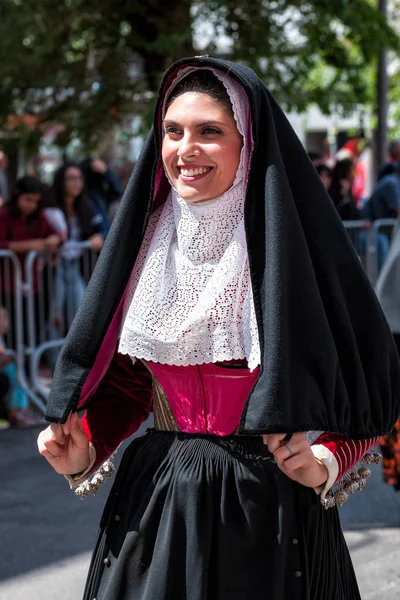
[{"xmin": 162, "ymin": 92, "xmax": 243, "ymax": 203}]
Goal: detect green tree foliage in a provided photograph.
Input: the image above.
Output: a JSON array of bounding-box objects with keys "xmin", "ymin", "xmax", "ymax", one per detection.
[
  {"xmin": 198, "ymin": 0, "xmax": 399, "ymax": 114},
  {"xmin": 0, "ymin": 0, "xmax": 398, "ymax": 149},
  {"xmin": 0, "ymin": 0, "xmax": 193, "ymax": 149}
]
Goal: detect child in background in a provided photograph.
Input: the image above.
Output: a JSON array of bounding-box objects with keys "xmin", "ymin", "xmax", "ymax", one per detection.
[
  {"xmin": 0, "ymin": 371, "xmax": 10, "ymax": 430},
  {"xmin": 0, "ymin": 307, "xmax": 41, "ymax": 427}
]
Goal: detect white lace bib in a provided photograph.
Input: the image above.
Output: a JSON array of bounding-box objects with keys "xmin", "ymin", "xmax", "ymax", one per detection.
[{"xmin": 118, "ymin": 186, "xmax": 260, "ymax": 369}]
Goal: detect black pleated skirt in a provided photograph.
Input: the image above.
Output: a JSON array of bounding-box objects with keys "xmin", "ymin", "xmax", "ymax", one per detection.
[{"xmin": 83, "ymin": 430, "xmax": 361, "ymax": 600}]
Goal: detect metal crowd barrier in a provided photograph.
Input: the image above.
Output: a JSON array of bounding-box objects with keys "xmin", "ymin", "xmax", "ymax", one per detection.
[
  {"xmin": 0, "ymin": 243, "xmax": 98, "ymax": 413},
  {"xmin": 367, "ymin": 219, "xmax": 397, "ymax": 286},
  {"xmin": 0, "ymin": 250, "xmax": 47, "ymax": 413},
  {"xmin": 343, "ymin": 218, "xmax": 398, "ymax": 286},
  {"xmin": 342, "ymin": 220, "xmax": 368, "ymax": 267},
  {"xmin": 24, "ymin": 241, "xmax": 98, "ymax": 400}
]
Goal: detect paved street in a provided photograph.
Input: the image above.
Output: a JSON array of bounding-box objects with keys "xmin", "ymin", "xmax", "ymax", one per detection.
[{"xmin": 1, "ymin": 424, "xmax": 400, "ymax": 600}]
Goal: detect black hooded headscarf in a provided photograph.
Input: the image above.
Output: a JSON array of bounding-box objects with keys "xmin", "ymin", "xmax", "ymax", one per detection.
[{"xmin": 45, "ymin": 56, "xmax": 400, "ymax": 439}]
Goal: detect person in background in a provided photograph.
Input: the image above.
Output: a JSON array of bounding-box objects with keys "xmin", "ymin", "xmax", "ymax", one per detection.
[
  {"xmin": 0, "ymin": 306, "xmax": 41, "ymax": 427},
  {"xmin": 307, "ymin": 151, "xmax": 324, "ymax": 168},
  {"xmin": 365, "ymin": 162, "xmax": 400, "ymax": 221},
  {"xmin": 80, "ymin": 157, "xmax": 123, "ymax": 238},
  {"xmin": 378, "ymin": 139, "xmax": 400, "ymax": 181},
  {"xmin": 335, "ymin": 138, "xmax": 368, "ymax": 207},
  {"xmin": 0, "ymin": 151, "xmax": 9, "ymax": 206},
  {"xmin": 329, "ymin": 158, "xmax": 360, "ymax": 220},
  {"xmin": 380, "ymin": 419, "xmax": 400, "ymax": 491},
  {"xmin": 0, "ymin": 176, "xmax": 61, "ymax": 259},
  {"xmin": 0, "ymin": 176, "xmax": 61, "ymax": 350},
  {"xmin": 376, "ymin": 224, "xmax": 400, "ymax": 355},
  {"xmin": 376, "ymin": 241, "xmax": 400, "ymax": 492},
  {"xmin": 47, "ymin": 163, "xmax": 104, "ymax": 368},
  {"xmin": 330, "ymin": 159, "xmax": 389, "ymax": 271},
  {"xmin": 0, "ymin": 348, "xmax": 10, "ymax": 430},
  {"xmin": 316, "ymin": 164, "xmax": 332, "ymax": 190},
  {"xmin": 0, "ymin": 373, "xmax": 10, "ymax": 430}
]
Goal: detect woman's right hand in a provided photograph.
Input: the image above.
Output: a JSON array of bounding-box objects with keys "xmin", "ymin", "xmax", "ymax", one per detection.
[{"xmin": 37, "ymin": 413, "xmax": 91, "ymax": 475}]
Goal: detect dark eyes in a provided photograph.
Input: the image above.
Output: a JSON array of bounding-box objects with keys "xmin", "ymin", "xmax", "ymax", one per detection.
[
  {"xmin": 164, "ymin": 127, "xmax": 181, "ymax": 135},
  {"xmin": 164, "ymin": 126, "xmax": 222, "ymax": 136},
  {"xmin": 202, "ymin": 127, "xmax": 221, "ymax": 135}
]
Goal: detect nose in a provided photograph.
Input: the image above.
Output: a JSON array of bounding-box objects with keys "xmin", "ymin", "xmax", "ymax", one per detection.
[{"xmin": 177, "ymin": 132, "xmax": 200, "ymax": 160}]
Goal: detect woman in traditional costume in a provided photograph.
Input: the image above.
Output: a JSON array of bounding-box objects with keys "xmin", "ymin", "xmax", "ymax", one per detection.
[{"xmin": 38, "ymin": 57, "xmax": 400, "ymax": 600}]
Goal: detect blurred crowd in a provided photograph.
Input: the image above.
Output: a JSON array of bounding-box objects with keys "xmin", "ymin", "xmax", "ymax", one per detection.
[
  {"xmin": 0, "ymin": 154, "xmax": 124, "ymax": 429},
  {"xmin": 311, "ymin": 139, "xmax": 400, "ymax": 222},
  {"xmin": 311, "ymin": 139, "xmax": 400, "ymax": 270}
]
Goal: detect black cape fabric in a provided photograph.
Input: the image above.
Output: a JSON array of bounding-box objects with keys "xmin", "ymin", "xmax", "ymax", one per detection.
[{"xmin": 45, "ymin": 56, "xmax": 400, "ymax": 438}]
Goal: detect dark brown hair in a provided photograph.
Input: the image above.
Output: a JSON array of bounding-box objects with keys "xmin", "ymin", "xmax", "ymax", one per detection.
[
  {"xmin": 53, "ymin": 163, "xmax": 94, "ymax": 240},
  {"xmin": 165, "ymin": 70, "xmax": 233, "ymax": 116},
  {"xmin": 8, "ymin": 176, "xmax": 47, "ymax": 222}
]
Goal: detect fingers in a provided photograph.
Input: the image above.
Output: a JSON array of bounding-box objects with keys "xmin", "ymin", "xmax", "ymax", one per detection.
[
  {"xmin": 37, "ymin": 426, "xmax": 65, "ymax": 462},
  {"xmin": 277, "ymin": 452, "xmax": 311, "ymax": 474},
  {"xmin": 262, "ymin": 432, "xmax": 328, "ymax": 488},
  {"xmin": 37, "ymin": 415, "xmax": 90, "ymax": 475},
  {"xmin": 66, "ymin": 413, "xmax": 90, "ymax": 449},
  {"xmin": 280, "ymin": 454, "xmax": 329, "ymax": 488},
  {"xmin": 38, "ymin": 415, "xmax": 88, "ymax": 459},
  {"xmin": 265, "ymin": 433, "xmax": 287, "ymax": 454},
  {"xmin": 269, "ymin": 432, "xmax": 309, "ymax": 467},
  {"xmin": 50, "ymin": 423, "xmax": 66, "ymax": 445},
  {"xmin": 37, "ymin": 421, "xmax": 71, "ymax": 459},
  {"xmin": 41, "ymin": 439, "xmax": 65, "ymax": 459},
  {"xmin": 265, "ymin": 432, "xmax": 305, "ymax": 454}
]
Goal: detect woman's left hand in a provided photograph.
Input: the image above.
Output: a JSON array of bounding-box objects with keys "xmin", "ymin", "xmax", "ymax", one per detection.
[{"xmin": 263, "ymin": 432, "xmax": 328, "ymax": 489}]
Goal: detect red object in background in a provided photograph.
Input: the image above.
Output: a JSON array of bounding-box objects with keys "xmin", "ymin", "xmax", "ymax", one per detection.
[
  {"xmin": 353, "ymin": 159, "xmax": 368, "ymax": 207},
  {"xmin": 344, "ymin": 138, "xmax": 363, "ymax": 158},
  {"xmin": 336, "ymin": 137, "xmax": 368, "ymax": 206}
]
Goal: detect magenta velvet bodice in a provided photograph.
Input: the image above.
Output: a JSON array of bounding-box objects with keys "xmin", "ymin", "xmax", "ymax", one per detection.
[{"xmin": 146, "ymin": 361, "xmax": 260, "ymax": 435}]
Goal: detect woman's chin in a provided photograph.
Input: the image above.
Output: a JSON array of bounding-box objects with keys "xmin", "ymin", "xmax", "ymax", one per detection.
[{"xmin": 176, "ymin": 186, "xmax": 213, "ymax": 204}]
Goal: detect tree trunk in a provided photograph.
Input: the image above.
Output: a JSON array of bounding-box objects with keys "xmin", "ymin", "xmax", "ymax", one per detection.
[{"xmin": 374, "ymin": 0, "xmax": 388, "ymax": 180}]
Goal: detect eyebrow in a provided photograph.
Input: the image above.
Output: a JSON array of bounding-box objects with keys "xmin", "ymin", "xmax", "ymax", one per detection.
[{"xmin": 163, "ymin": 119, "xmax": 227, "ymax": 127}]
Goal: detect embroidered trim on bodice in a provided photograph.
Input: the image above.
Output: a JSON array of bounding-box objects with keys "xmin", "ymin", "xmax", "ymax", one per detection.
[{"xmin": 142, "ymin": 360, "xmax": 180, "ymax": 432}]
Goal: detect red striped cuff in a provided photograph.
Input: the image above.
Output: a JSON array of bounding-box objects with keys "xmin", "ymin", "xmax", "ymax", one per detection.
[{"xmin": 312, "ymin": 433, "xmax": 379, "ymax": 482}]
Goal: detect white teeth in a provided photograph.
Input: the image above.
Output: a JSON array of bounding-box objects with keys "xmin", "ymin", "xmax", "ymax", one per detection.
[{"xmin": 180, "ymin": 167, "xmax": 210, "ymax": 176}]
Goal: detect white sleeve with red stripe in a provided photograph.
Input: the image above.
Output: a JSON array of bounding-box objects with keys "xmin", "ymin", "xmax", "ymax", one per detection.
[{"xmin": 311, "ymin": 433, "xmax": 380, "ymax": 499}]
